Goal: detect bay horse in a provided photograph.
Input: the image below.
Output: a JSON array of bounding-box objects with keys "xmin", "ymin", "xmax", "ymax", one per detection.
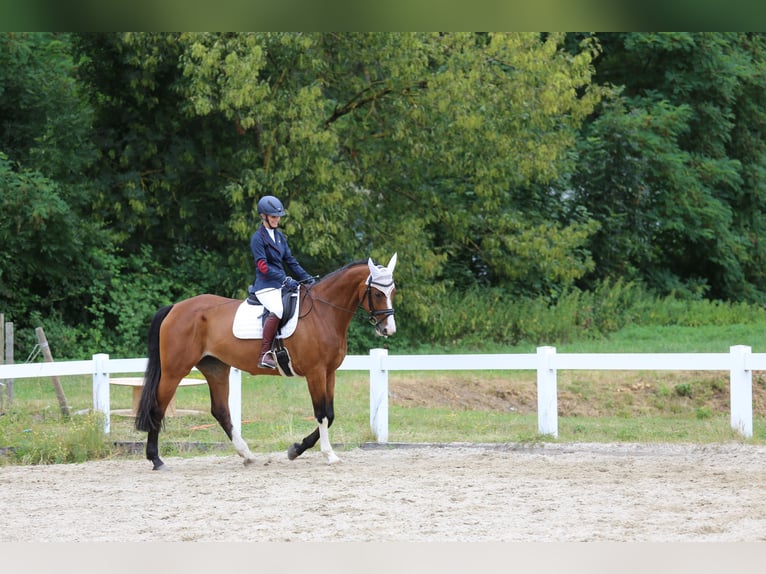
[{"xmin": 135, "ymin": 254, "xmax": 397, "ymax": 470}]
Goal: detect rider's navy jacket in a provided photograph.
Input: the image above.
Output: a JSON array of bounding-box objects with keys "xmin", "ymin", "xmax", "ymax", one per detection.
[{"xmin": 250, "ymin": 225, "xmax": 312, "ymax": 291}]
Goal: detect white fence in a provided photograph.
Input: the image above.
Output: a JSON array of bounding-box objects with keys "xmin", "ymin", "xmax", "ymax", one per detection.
[
  {"xmin": 0, "ymin": 345, "xmax": 763, "ymax": 441},
  {"xmin": 363, "ymin": 345, "xmax": 764, "ymax": 440}
]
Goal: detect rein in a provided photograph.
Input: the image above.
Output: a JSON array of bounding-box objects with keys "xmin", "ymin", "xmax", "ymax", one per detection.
[{"xmin": 301, "ymin": 281, "xmax": 395, "ymax": 328}]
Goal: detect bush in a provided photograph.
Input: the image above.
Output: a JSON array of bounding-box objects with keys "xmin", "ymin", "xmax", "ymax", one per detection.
[
  {"xmin": 395, "ymin": 278, "xmax": 766, "ymax": 350},
  {"xmin": 0, "ymin": 411, "xmax": 111, "ymax": 465},
  {"xmin": 633, "ymin": 296, "xmax": 766, "ymax": 327},
  {"xmin": 14, "ymin": 264, "xmax": 766, "ymax": 360}
]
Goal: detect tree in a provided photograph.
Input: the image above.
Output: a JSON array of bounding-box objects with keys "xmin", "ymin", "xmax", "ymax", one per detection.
[
  {"xmin": 575, "ymin": 32, "xmax": 766, "ymax": 302},
  {"xmin": 0, "ymin": 33, "xmax": 106, "ymax": 355},
  {"xmin": 75, "ymin": 33, "xmax": 604, "ymax": 326}
]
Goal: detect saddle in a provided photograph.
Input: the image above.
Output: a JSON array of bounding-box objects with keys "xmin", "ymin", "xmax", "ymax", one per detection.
[
  {"xmin": 232, "ymin": 286, "xmax": 300, "ymax": 340},
  {"xmin": 246, "ymin": 286, "xmax": 298, "ymax": 329}
]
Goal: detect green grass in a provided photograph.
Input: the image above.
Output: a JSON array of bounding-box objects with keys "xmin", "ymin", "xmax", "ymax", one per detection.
[
  {"xmin": 467, "ymin": 323, "xmax": 766, "ymax": 354},
  {"xmin": 560, "ymin": 324, "xmax": 766, "ymax": 353},
  {"xmin": 3, "ymin": 322, "xmax": 766, "ymax": 465}
]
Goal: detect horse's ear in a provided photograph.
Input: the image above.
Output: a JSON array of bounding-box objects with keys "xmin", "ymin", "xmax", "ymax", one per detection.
[
  {"xmin": 387, "ymin": 253, "xmax": 397, "ymax": 274},
  {"xmin": 368, "ymin": 257, "xmax": 377, "ymax": 276}
]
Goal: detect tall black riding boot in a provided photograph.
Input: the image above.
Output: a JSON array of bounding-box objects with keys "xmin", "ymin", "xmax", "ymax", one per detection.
[{"xmin": 258, "ymin": 313, "xmax": 280, "ymax": 369}]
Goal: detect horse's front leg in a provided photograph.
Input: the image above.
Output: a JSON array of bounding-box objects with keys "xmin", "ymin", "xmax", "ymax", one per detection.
[
  {"xmin": 287, "ymin": 417, "xmax": 339, "ymax": 464},
  {"xmin": 318, "ymin": 416, "xmax": 340, "ymax": 464},
  {"xmin": 288, "ymin": 371, "xmax": 339, "ymax": 464},
  {"xmin": 319, "ymin": 370, "xmax": 340, "ymax": 463}
]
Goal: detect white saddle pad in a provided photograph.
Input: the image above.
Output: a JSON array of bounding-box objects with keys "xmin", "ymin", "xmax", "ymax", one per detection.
[{"xmin": 232, "ymin": 293, "xmax": 300, "ymax": 339}]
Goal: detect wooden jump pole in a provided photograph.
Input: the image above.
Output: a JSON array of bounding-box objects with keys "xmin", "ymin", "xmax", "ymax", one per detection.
[
  {"xmin": 35, "ymin": 326, "xmax": 70, "ymax": 417},
  {"xmin": 4, "ymin": 319, "xmax": 12, "ymax": 406},
  {"xmin": 0, "ymin": 312, "xmax": 4, "ymax": 411}
]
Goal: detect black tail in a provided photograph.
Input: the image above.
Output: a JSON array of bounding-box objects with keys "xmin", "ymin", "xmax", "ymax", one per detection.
[{"xmin": 135, "ymin": 304, "xmax": 174, "ymax": 432}]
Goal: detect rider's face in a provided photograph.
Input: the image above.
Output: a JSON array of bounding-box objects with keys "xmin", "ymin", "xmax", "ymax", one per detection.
[{"xmin": 264, "ymin": 215, "xmax": 281, "ymax": 228}]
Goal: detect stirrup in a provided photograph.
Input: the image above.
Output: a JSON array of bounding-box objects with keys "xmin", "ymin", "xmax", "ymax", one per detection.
[{"xmin": 259, "ymin": 351, "xmax": 277, "ymax": 369}]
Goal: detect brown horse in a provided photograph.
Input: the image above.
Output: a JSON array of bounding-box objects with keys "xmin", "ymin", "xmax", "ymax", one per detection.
[{"xmin": 135, "ymin": 254, "xmax": 397, "ymax": 470}]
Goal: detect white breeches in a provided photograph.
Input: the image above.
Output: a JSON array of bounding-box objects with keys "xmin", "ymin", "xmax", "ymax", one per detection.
[{"xmin": 256, "ymin": 287, "xmax": 284, "ymax": 318}]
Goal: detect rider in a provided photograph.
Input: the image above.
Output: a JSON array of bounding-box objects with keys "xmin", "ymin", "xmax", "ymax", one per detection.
[{"xmin": 251, "ymin": 195, "xmax": 315, "ymax": 369}]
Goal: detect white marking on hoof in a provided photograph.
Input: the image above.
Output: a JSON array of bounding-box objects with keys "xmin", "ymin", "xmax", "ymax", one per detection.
[
  {"xmin": 318, "ymin": 417, "xmax": 339, "ymax": 464},
  {"xmin": 232, "ymin": 429, "xmax": 255, "ymax": 461}
]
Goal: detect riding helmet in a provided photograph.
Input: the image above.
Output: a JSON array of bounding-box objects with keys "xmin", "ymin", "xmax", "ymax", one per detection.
[{"xmin": 257, "ymin": 195, "xmax": 286, "ymax": 216}]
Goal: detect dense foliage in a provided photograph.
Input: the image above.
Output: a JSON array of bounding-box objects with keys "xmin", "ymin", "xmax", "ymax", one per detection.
[{"xmin": 2, "ymin": 32, "xmax": 766, "ymax": 359}]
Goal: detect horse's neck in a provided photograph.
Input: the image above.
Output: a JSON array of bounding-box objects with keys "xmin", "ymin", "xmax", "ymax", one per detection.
[{"xmin": 315, "ymin": 265, "xmax": 368, "ymax": 316}]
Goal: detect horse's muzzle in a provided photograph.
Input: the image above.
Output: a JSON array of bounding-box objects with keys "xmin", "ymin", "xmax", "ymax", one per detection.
[{"xmin": 376, "ymin": 315, "xmax": 396, "ymax": 337}]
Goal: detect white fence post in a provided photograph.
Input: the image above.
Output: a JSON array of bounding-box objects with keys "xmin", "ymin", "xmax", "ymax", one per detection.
[
  {"xmin": 369, "ymin": 348, "xmax": 389, "ymax": 443},
  {"xmin": 730, "ymin": 345, "xmax": 753, "ymax": 438},
  {"xmin": 537, "ymin": 346, "xmax": 558, "ymax": 438},
  {"xmin": 229, "ymin": 367, "xmax": 242, "ymax": 437},
  {"xmin": 92, "ymin": 353, "xmax": 110, "ymax": 434}
]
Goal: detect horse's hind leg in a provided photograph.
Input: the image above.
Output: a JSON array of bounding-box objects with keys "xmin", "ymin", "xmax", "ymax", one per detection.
[
  {"xmin": 197, "ymin": 356, "xmax": 257, "ymax": 466},
  {"xmin": 144, "ymin": 376, "xmax": 183, "ymax": 471},
  {"xmin": 288, "ymin": 415, "xmax": 339, "ymax": 464},
  {"xmin": 146, "ymin": 428, "xmax": 164, "ymax": 471},
  {"xmin": 287, "ymin": 428, "xmax": 319, "ymax": 461}
]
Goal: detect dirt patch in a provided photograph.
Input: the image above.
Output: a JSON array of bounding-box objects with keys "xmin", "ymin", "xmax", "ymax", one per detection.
[
  {"xmin": 389, "ymin": 371, "xmax": 766, "ymax": 417},
  {"xmin": 390, "ymin": 373, "xmax": 536, "ymax": 412},
  {"xmin": 3, "ymin": 442, "xmax": 766, "ymax": 542}
]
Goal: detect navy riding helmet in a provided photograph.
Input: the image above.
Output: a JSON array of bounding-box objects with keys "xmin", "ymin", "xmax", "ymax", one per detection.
[{"xmin": 257, "ymin": 195, "xmax": 286, "ymax": 217}]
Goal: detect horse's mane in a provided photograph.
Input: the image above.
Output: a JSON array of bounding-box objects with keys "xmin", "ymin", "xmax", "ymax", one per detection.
[{"xmin": 316, "ymin": 259, "xmax": 368, "ymax": 284}]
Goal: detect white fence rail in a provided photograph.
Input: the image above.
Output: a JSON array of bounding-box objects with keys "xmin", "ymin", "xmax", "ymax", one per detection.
[{"xmin": 0, "ymin": 346, "xmax": 763, "ymax": 441}]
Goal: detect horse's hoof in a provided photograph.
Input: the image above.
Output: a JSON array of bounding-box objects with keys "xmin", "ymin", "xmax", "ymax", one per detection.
[
  {"xmin": 325, "ymin": 452, "xmax": 341, "ymax": 464},
  {"xmin": 152, "ymin": 463, "xmax": 169, "ymax": 471},
  {"xmin": 287, "ymin": 443, "xmax": 301, "ymax": 460},
  {"xmin": 243, "ymin": 457, "xmax": 256, "ymax": 466}
]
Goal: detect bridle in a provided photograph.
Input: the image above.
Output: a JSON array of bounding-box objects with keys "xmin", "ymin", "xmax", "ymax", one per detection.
[
  {"xmin": 365, "ymin": 276, "xmax": 396, "ymax": 329},
  {"xmin": 300, "ymin": 276, "xmax": 396, "ymax": 331}
]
